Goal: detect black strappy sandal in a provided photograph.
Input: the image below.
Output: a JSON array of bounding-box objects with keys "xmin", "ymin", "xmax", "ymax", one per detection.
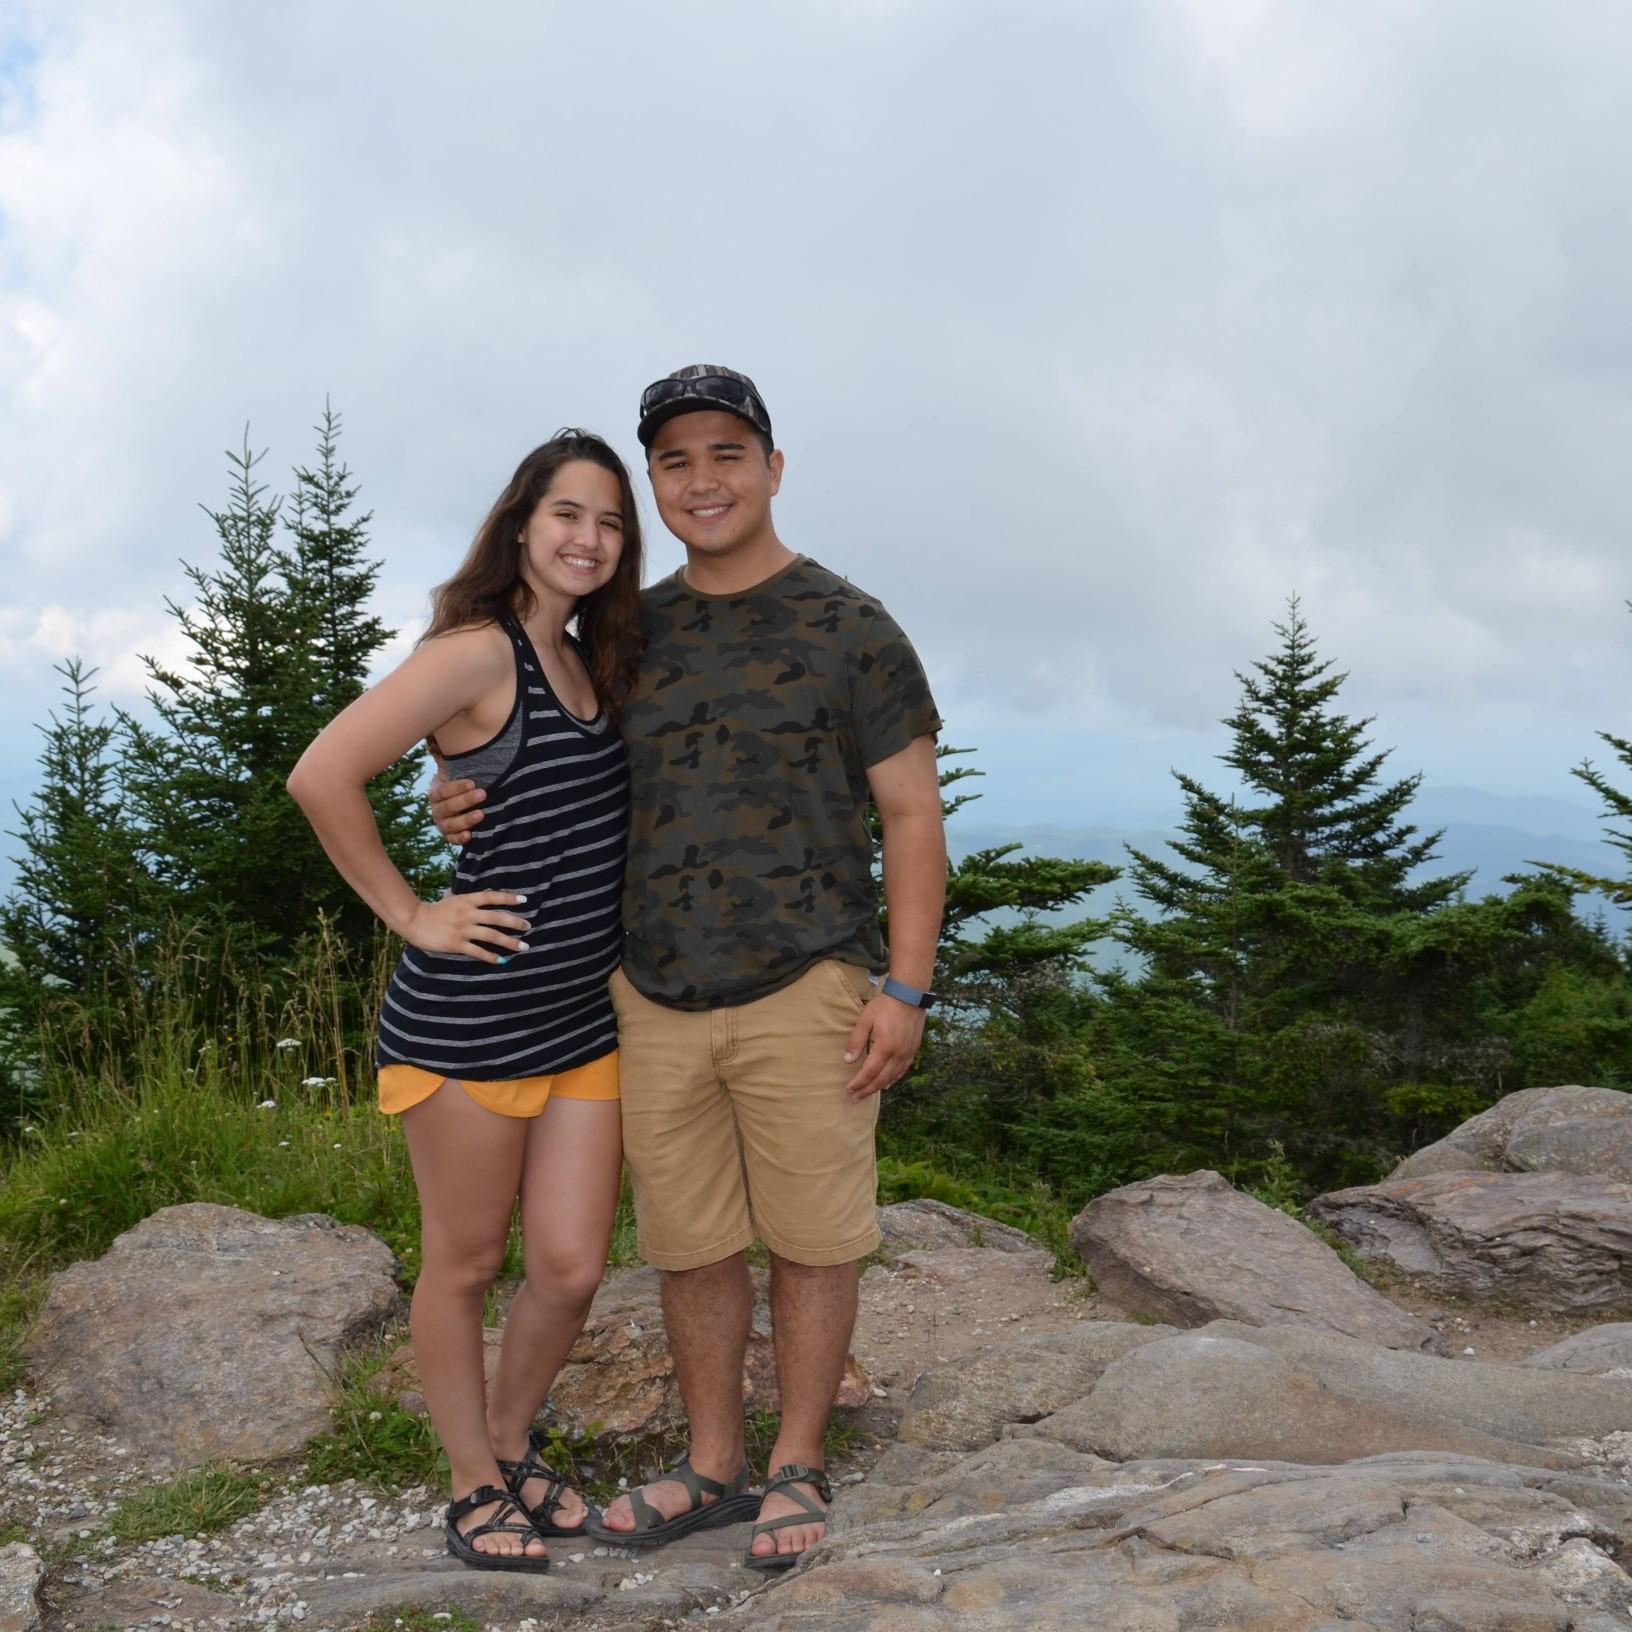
[
  {"xmin": 498, "ymin": 1426, "xmax": 601, "ymax": 1539},
  {"xmin": 583, "ymin": 1457, "xmax": 760, "ymax": 1548},
  {"xmin": 743, "ymin": 1463, "xmax": 832, "ymax": 1573},
  {"xmin": 444, "ymin": 1483, "xmax": 551, "ymax": 1572}
]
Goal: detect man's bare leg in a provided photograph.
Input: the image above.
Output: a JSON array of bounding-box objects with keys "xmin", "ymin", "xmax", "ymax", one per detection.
[
  {"xmin": 749, "ymin": 1255, "xmax": 858, "ymax": 1560},
  {"xmin": 597, "ymin": 1251, "xmax": 754, "ymax": 1532}
]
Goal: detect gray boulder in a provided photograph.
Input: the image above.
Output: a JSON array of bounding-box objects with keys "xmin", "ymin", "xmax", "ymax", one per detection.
[
  {"xmin": 1521, "ymin": 1323, "xmax": 1632, "ymax": 1375},
  {"xmin": 0, "ymin": 1545, "xmax": 44, "ymax": 1632},
  {"xmin": 896, "ymin": 1315, "xmax": 1632, "ymax": 1471},
  {"xmin": 898, "ymin": 1320, "xmax": 1173, "ymax": 1450},
  {"xmin": 1392, "ymin": 1083, "xmax": 1632, "ymax": 1181},
  {"xmin": 876, "ymin": 1198, "xmax": 1038, "ymax": 1255},
  {"xmin": 1024, "ymin": 1323, "xmax": 1632, "ymax": 1470},
  {"xmin": 712, "ymin": 1444, "xmax": 1632, "ymax": 1631},
  {"xmin": 1307, "ymin": 1171, "xmax": 1632, "ymax": 1312},
  {"xmin": 24, "ymin": 1203, "xmax": 402, "ymax": 1468},
  {"xmin": 1069, "ymin": 1170, "xmax": 1441, "ymax": 1350}
]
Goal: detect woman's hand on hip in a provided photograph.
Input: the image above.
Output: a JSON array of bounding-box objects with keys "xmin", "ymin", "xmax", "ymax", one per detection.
[{"xmin": 404, "ymin": 891, "xmax": 529, "ymax": 962}]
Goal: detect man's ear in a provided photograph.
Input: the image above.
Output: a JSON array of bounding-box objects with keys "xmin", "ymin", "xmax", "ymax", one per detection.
[{"xmin": 768, "ymin": 447, "xmax": 785, "ymax": 497}]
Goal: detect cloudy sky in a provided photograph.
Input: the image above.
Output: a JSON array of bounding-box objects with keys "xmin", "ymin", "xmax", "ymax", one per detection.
[{"xmin": 3, "ymin": 0, "xmax": 1631, "ymax": 875}]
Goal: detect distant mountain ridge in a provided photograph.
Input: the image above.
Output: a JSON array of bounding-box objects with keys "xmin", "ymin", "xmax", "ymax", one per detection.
[{"xmin": 950, "ymin": 785, "xmax": 1626, "ymax": 911}]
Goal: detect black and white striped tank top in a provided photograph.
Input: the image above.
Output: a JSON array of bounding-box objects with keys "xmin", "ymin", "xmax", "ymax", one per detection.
[{"xmin": 375, "ymin": 612, "xmax": 629, "ymax": 1080}]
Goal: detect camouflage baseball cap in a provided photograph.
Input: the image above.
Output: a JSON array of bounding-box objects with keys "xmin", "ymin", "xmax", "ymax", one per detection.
[{"xmin": 637, "ymin": 364, "xmax": 774, "ymax": 448}]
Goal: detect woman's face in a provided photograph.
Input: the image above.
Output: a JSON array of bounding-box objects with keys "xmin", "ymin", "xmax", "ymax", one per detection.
[{"xmin": 519, "ymin": 459, "xmax": 625, "ymax": 603}]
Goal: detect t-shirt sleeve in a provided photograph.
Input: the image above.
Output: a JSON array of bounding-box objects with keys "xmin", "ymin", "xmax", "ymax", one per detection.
[{"xmin": 850, "ymin": 602, "xmax": 942, "ymax": 769}]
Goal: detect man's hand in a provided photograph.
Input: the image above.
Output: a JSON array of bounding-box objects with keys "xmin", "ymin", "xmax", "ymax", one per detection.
[
  {"xmin": 428, "ymin": 770, "xmax": 485, "ymax": 846},
  {"xmin": 843, "ymin": 995, "xmax": 926, "ymax": 1099}
]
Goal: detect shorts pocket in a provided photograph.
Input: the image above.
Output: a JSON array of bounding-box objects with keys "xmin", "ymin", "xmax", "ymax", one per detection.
[{"xmin": 823, "ymin": 960, "xmax": 872, "ymax": 1016}]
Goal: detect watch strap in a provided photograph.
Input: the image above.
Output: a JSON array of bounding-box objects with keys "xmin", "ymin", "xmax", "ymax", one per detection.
[{"xmin": 881, "ymin": 975, "xmax": 937, "ymax": 1010}]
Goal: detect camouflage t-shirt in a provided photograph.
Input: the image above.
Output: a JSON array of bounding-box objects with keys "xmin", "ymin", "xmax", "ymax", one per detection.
[{"xmin": 621, "ymin": 556, "xmax": 941, "ymax": 1010}]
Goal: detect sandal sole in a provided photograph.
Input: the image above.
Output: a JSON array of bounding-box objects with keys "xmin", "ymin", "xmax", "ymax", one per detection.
[
  {"xmin": 743, "ymin": 1550, "xmax": 806, "ymax": 1572},
  {"xmin": 444, "ymin": 1536, "xmax": 551, "ymax": 1573},
  {"xmin": 585, "ymin": 1490, "xmax": 761, "ymax": 1549}
]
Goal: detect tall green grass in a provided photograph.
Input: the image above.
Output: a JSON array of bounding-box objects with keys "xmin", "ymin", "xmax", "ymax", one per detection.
[
  {"xmin": 0, "ymin": 923, "xmax": 416, "ymax": 1373},
  {"xmin": 0, "ymin": 919, "xmax": 648, "ymax": 1383}
]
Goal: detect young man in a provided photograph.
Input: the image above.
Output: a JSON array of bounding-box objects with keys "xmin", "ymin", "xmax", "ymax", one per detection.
[{"xmin": 431, "ymin": 365, "xmax": 945, "ymax": 1569}]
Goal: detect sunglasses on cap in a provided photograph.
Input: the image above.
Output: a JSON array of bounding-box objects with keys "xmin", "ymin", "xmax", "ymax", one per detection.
[{"xmin": 639, "ymin": 373, "xmax": 771, "ymax": 431}]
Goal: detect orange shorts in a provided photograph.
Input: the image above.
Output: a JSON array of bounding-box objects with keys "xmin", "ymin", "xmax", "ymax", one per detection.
[{"xmin": 377, "ymin": 1050, "xmax": 620, "ymax": 1119}]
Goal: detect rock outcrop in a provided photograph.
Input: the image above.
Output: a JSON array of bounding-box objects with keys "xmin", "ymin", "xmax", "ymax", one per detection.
[
  {"xmin": 1023, "ymin": 1321, "xmax": 1632, "ymax": 1468},
  {"xmin": 1307, "ymin": 1170, "xmax": 1632, "ymax": 1311},
  {"xmin": 1392, "ymin": 1083, "xmax": 1632, "ymax": 1182},
  {"xmin": 875, "ymin": 1198, "xmax": 1038, "ymax": 1256},
  {"xmin": 23, "ymin": 1203, "xmax": 401, "ymax": 1468},
  {"xmin": 1069, "ymin": 1169, "xmax": 1442, "ymax": 1350},
  {"xmin": 899, "ymin": 1321, "xmax": 1174, "ymax": 1451},
  {"xmin": 1522, "ymin": 1323, "xmax": 1632, "ymax": 1375},
  {"xmin": 20, "ymin": 1188, "xmax": 1632, "ymax": 1632},
  {"xmin": 0, "ymin": 1544, "xmax": 44, "ymax": 1632},
  {"xmin": 722, "ymin": 1442, "xmax": 1632, "ymax": 1630}
]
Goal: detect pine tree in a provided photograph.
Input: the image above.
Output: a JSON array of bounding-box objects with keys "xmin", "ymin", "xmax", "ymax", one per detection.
[
  {"xmin": 1122, "ymin": 599, "xmax": 1469, "ymax": 1003},
  {"xmin": 2, "ymin": 659, "xmax": 150, "ymax": 989},
  {"xmin": 1221, "ymin": 596, "xmax": 1462, "ymax": 910},
  {"xmin": 1110, "ymin": 601, "xmax": 1475, "ymax": 1180},
  {"xmin": 879, "ymin": 746, "xmax": 1118, "ymax": 1186},
  {"xmin": 281, "ymin": 404, "xmax": 441, "ymax": 902},
  {"xmin": 1564, "ymin": 600, "xmax": 1632, "ymax": 909},
  {"xmin": 121, "ymin": 432, "xmax": 306, "ymax": 946},
  {"xmin": 0, "ymin": 660, "xmax": 152, "ymax": 1123},
  {"xmin": 121, "ymin": 421, "xmax": 439, "ymax": 953}
]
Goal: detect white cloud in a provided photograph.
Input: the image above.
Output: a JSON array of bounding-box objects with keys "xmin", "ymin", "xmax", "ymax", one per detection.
[{"xmin": 1, "ymin": 0, "xmax": 1630, "ymax": 844}]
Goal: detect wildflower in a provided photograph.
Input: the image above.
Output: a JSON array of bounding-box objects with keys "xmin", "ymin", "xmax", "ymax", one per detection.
[
  {"xmin": 333, "ymin": 1142, "xmax": 342, "ymax": 1149},
  {"xmin": 67, "ymin": 1131, "xmax": 80, "ymax": 1139},
  {"xmin": 20, "ymin": 1125, "xmax": 35, "ymax": 1134},
  {"xmin": 367, "ymin": 1411, "xmax": 383, "ymax": 1423},
  {"xmin": 278, "ymin": 1140, "xmax": 291, "ymax": 1148},
  {"xmin": 258, "ymin": 1100, "xmax": 278, "ymax": 1110},
  {"xmin": 275, "ymin": 1038, "xmax": 302, "ymax": 1051},
  {"xmin": 301, "ymin": 1076, "xmax": 337, "ymax": 1088}
]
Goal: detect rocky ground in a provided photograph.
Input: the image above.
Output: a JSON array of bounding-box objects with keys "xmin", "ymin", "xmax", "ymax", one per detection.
[{"xmin": 7, "ymin": 1087, "xmax": 1632, "ymax": 1632}]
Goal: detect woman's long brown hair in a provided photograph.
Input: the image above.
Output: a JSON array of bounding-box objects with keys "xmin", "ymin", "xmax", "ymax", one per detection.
[{"xmin": 421, "ymin": 430, "xmax": 646, "ymax": 723}]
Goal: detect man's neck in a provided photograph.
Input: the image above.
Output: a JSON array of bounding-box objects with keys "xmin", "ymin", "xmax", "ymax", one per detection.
[{"xmin": 680, "ymin": 536, "xmax": 798, "ymax": 596}]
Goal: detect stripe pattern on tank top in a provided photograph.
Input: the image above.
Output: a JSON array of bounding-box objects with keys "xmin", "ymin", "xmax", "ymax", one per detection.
[{"xmin": 375, "ymin": 613, "xmax": 628, "ymax": 1080}]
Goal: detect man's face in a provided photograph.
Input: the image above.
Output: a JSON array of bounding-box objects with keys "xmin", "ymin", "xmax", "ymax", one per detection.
[{"xmin": 646, "ymin": 410, "xmax": 784, "ymax": 559}]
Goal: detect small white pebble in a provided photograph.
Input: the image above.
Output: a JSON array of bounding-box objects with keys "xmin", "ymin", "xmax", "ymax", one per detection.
[{"xmin": 1463, "ymin": 1347, "xmax": 1475, "ymax": 1356}]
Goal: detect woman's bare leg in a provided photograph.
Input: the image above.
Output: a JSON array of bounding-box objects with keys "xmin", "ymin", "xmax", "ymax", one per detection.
[
  {"xmin": 400, "ymin": 1082, "xmax": 543, "ymax": 1559},
  {"xmin": 487, "ymin": 1093, "xmax": 623, "ymax": 1525}
]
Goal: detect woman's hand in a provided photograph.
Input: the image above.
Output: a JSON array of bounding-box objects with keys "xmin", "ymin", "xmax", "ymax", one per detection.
[{"xmin": 404, "ymin": 890, "xmax": 530, "ymax": 962}]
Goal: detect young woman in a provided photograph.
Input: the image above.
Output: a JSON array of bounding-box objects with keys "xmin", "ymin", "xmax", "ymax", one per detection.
[{"xmin": 288, "ymin": 430, "xmax": 642, "ymax": 1572}]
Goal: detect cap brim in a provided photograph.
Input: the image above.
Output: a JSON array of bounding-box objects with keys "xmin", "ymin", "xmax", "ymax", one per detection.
[{"xmin": 637, "ymin": 396, "xmax": 768, "ymax": 448}]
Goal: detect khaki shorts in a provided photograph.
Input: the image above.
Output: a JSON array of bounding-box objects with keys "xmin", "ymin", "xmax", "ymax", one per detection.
[{"xmin": 610, "ymin": 960, "xmax": 883, "ymax": 1270}]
